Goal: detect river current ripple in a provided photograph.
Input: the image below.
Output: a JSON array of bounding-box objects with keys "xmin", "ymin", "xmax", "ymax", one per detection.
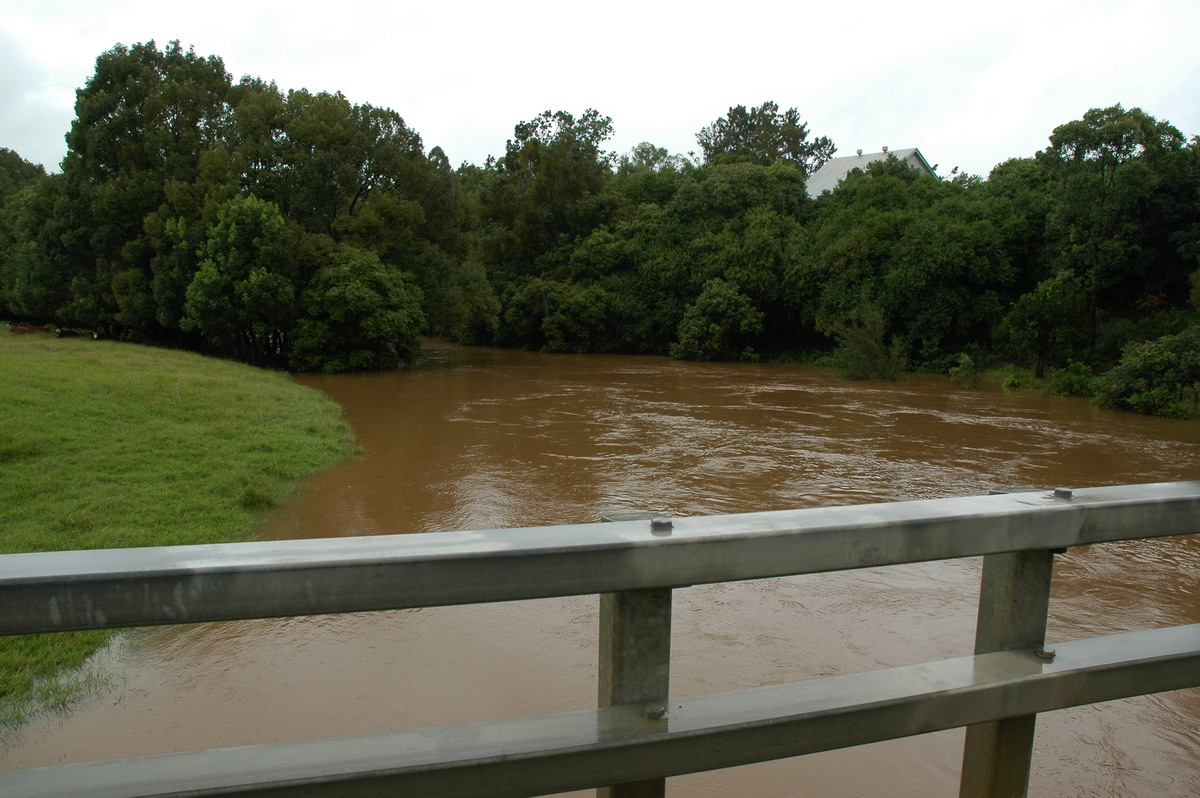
[{"xmin": 4, "ymin": 343, "xmax": 1199, "ymax": 797}]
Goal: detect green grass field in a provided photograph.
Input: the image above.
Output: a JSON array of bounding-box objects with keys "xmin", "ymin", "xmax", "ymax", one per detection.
[{"xmin": 0, "ymin": 331, "xmax": 355, "ymax": 725}]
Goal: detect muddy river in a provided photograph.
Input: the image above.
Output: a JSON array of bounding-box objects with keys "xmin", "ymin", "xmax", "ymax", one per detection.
[{"xmin": 3, "ymin": 342, "xmax": 1199, "ymax": 796}]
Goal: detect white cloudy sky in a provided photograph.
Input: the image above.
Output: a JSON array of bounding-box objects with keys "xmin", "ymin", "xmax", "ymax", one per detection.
[{"xmin": 3, "ymin": 0, "xmax": 1199, "ymax": 177}]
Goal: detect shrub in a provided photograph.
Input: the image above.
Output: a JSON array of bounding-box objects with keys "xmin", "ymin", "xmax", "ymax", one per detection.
[
  {"xmin": 289, "ymin": 246, "xmax": 424, "ymax": 372},
  {"xmin": 1093, "ymin": 327, "xmax": 1200, "ymax": 417},
  {"xmin": 831, "ymin": 301, "xmax": 906, "ymax": 381},
  {"xmin": 1050, "ymin": 361, "xmax": 1095, "ymax": 397},
  {"xmin": 1001, "ymin": 367, "xmax": 1043, "ymax": 390},
  {"xmin": 948, "ymin": 353, "xmax": 980, "ymax": 389},
  {"xmin": 670, "ymin": 279, "xmax": 763, "ymax": 361}
]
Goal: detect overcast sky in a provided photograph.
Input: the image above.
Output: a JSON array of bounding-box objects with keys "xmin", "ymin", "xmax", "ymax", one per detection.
[{"xmin": 3, "ymin": 0, "xmax": 1199, "ymax": 178}]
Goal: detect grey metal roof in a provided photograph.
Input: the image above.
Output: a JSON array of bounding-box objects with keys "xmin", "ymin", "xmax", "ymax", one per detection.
[{"xmin": 806, "ymin": 147, "xmax": 936, "ymax": 197}]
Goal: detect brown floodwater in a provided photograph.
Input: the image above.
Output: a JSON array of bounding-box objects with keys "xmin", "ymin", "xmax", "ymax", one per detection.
[{"xmin": 4, "ymin": 341, "xmax": 1200, "ymax": 796}]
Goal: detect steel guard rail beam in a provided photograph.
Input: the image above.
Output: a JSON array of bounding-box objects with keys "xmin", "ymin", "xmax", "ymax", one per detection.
[
  {"xmin": 1, "ymin": 481, "xmax": 1198, "ymax": 635},
  {"xmin": 2, "ymin": 626, "xmax": 1197, "ymax": 798},
  {"xmin": 1, "ymin": 481, "xmax": 1198, "ymax": 798}
]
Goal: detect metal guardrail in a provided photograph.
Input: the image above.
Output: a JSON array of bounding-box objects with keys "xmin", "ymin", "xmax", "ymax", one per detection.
[{"xmin": 1, "ymin": 481, "xmax": 1198, "ymax": 797}]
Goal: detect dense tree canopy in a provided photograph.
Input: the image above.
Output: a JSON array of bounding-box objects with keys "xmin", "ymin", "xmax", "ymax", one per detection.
[
  {"xmin": 697, "ymin": 101, "xmax": 836, "ymax": 175},
  {"xmin": 180, "ymin": 195, "xmax": 298, "ymax": 364},
  {"xmin": 1037, "ymin": 105, "xmax": 1195, "ymax": 355},
  {"xmin": 0, "ymin": 148, "xmax": 45, "ymax": 198},
  {"xmin": 1, "ymin": 41, "xmax": 473, "ymax": 371},
  {"xmin": 3, "ymin": 41, "xmax": 1200, "ymax": 411}
]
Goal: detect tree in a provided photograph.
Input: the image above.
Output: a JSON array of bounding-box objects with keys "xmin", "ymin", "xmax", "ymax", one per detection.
[
  {"xmin": 878, "ymin": 194, "xmax": 1012, "ymax": 369},
  {"xmin": 289, "ymin": 245, "xmax": 425, "ymax": 371},
  {"xmin": 0, "ymin": 148, "xmax": 45, "ymax": 200},
  {"xmin": 0, "ymin": 175, "xmax": 89, "ymax": 322},
  {"xmin": 1093, "ymin": 327, "xmax": 1200, "ymax": 417},
  {"xmin": 696, "ymin": 102, "xmax": 835, "ymax": 175},
  {"xmin": 505, "ymin": 109, "xmax": 619, "ymax": 257},
  {"xmin": 805, "ymin": 163, "xmax": 1006, "ymax": 368},
  {"xmin": 830, "ymin": 299, "xmax": 907, "ymax": 381},
  {"xmin": 670, "ymin": 278, "xmax": 764, "ymax": 361},
  {"xmin": 1038, "ymin": 106, "xmax": 1195, "ymax": 353},
  {"xmin": 980, "ymin": 157, "xmax": 1056, "ymax": 296},
  {"xmin": 58, "ymin": 40, "xmax": 234, "ymax": 333},
  {"xmin": 0, "ymin": 150, "xmax": 49, "ymax": 318},
  {"xmin": 181, "ymin": 195, "xmax": 298, "ymax": 365},
  {"xmin": 264, "ymin": 90, "xmax": 427, "ymax": 236},
  {"xmin": 541, "ymin": 281, "xmax": 624, "ymax": 354},
  {"xmin": 67, "ymin": 41, "xmax": 231, "ymax": 183},
  {"xmin": 220, "ymin": 82, "xmax": 479, "ymax": 342},
  {"xmin": 616, "ymin": 142, "xmax": 690, "ymax": 174},
  {"xmin": 995, "ymin": 270, "xmax": 1088, "ymax": 377},
  {"xmin": 479, "ymin": 109, "xmax": 625, "ymax": 346},
  {"xmin": 2, "ymin": 39, "xmax": 497, "ymax": 368},
  {"xmin": 613, "ymin": 142, "xmax": 691, "ymax": 206}
]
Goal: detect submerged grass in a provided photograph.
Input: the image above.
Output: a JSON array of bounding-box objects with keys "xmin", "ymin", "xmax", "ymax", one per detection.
[{"xmin": 0, "ymin": 332, "xmax": 355, "ymax": 725}]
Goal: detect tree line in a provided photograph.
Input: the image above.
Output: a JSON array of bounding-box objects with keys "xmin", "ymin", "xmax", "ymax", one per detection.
[{"xmin": 2, "ymin": 41, "xmax": 1199, "ymax": 412}]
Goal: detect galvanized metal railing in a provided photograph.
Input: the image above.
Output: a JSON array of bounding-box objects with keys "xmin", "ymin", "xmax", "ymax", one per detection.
[{"xmin": 1, "ymin": 481, "xmax": 1199, "ymax": 797}]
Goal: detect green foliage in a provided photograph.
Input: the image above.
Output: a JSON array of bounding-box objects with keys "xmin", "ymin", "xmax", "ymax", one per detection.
[
  {"xmin": 1, "ymin": 174, "xmax": 87, "ymax": 321},
  {"xmin": 1050, "ymin": 361, "xmax": 1096, "ymax": 397},
  {"xmin": 1097, "ymin": 305, "xmax": 1196, "ymax": 361},
  {"xmin": 7, "ymin": 42, "xmax": 1200, "ymax": 384},
  {"xmin": 182, "ymin": 195, "xmax": 299, "ymax": 364},
  {"xmin": 289, "ymin": 245, "xmax": 424, "ymax": 371},
  {"xmin": 808, "ymin": 165, "xmax": 1018, "ymax": 369},
  {"xmin": 541, "ymin": 282, "xmax": 624, "ymax": 354},
  {"xmin": 497, "ymin": 277, "xmax": 557, "ymax": 350},
  {"xmin": 495, "ymin": 277, "xmax": 631, "ymax": 354},
  {"xmin": 1038, "ymin": 105, "xmax": 1195, "ymax": 350},
  {"xmin": 830, "ymin": 300, "xmax": 906, "ymax": 380},
  {"xmin": 1093, "ymin": 327, "xmax": 1200, "ymax": 417},
  {"xmin": 418, "ymin": 251, "xmax": 499, "ymax": 343},
  {"xmin": 477, "ymin": 108, "xmax": 622, "ymax": 293},
  {"xmin": 616, "ymin": 142, "xmax": 690, "ymax": 184},
  {"xmin": 696, "ymin": 102, "xmax": 835, "ymax": 175},
  {"xmin": 995, "ymin": 270, "xmax": 1088, "ymax": 377},
  {"xmin": 0, "ymin": 41, "xmax": 487, "ymax": 371},
  {"xmin": 1001, "ymin": 368, "xmax": 1044, "ymax": 390},
  {"xmin": 0, "ymin": 148, "xmax": 45, "ymax": 200},
  {"xmin": 948, "ymin": 353, "xmax": 980, "ymax": 389},
  {"xmin": 58, "ymin": 40, "xmax": 234, "ymax": 332},
  {"xmin": 670, "ymin": 279, "xmax": 764, "ymax": 361}
]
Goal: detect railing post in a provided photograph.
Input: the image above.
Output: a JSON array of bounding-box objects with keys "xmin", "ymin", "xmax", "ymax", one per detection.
[
  {"xmin": 959, "ymin": 548, "xmax": 1057, "ymax": 797},
  {"xmin": 597, "ymin": 512, "xmax": 673, "ymax": 798},
  {"xmin": 597, "ymin": 588, "xmax": 672, "ymax": 797}
]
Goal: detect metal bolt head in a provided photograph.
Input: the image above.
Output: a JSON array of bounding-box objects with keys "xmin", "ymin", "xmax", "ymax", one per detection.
[
  {"xmin": 643, "ymin": 705, "xmax": 668, "ymax": 720},
  {"xmin": 1053, "ymin": 487, "xmax": 1074, "ymax": 500},
  {"xmin": 650, "ymin": 517, "xmax": 673, "ymax": 533}
]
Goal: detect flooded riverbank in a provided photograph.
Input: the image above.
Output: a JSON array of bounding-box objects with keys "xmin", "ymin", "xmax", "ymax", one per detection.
[{"xmin": 4, "ymin": 342, "xmax": 1199, "ymax": 795}]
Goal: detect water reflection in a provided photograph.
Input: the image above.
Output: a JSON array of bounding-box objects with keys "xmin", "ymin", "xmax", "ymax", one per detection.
[{"xmin": 3, "ymin": 342, "xmax": 1199, "ymax": 796}]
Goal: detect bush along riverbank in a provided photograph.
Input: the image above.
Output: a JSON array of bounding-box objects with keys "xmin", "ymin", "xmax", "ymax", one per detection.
[{"xmin": 0, "ymin": 331, "xmax": 355, "ymax": 728}]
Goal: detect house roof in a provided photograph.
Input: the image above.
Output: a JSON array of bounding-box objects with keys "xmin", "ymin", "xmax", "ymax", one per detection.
[{"xmin": 806, "ymin": 147, "xmax": 936, "ymax": 197}]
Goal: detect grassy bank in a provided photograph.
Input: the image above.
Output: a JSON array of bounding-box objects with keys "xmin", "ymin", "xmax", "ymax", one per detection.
[{"xmin": 0, "ymin": 332, "xmax": 355, "ymax": 724}]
